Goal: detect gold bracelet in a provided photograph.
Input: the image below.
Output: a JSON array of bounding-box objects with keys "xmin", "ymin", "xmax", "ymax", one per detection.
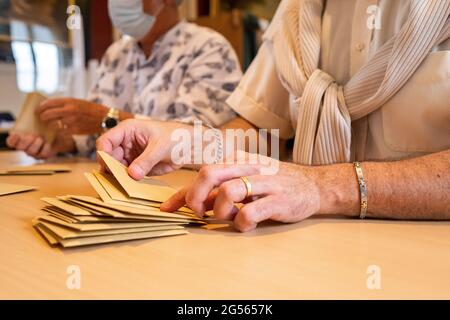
[{"xmin": 353, "ymin": 162, "xmax": 368, "ymax": 219}]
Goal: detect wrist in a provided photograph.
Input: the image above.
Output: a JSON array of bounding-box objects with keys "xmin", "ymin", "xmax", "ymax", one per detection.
[
  {"xmin": 119, "ymin": 110, "xmax": 134, "ymax": 121},
  {"xmin": 311, "ymin": 163, "xmax": 360, "ymax": 217}
]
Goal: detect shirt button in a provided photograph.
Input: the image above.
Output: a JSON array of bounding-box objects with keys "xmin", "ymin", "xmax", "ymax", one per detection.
[{"xmin": 355, "ymin": 43, "xmax": 365, "ymax": 52}]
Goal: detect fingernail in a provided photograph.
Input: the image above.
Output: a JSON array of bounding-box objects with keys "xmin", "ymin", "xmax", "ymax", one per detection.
[{"xmin": 129, "ymin": 164, "xmax": 144, "ymax": 180}]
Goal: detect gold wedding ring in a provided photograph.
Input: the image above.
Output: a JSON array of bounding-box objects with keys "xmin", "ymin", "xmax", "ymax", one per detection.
[{"xmin": 240, "ymin": 176, "xmax": 252, "ymax": 198}]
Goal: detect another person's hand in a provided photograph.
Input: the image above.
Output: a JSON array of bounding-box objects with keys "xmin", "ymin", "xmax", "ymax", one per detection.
[
  {"xmin": 6, "ymin": 131, "xmax": 76, "ymax": 159},
  {"xmin": 96, "ymin": 119, "xmax": 194, "ymax": 179},
  {"xmin": 161, "ymin": 155, "xmax": 359, "ymax": 232},
  {"xmin": 36, "ymin": 98, "xmax": 132, "ymax": 135}
]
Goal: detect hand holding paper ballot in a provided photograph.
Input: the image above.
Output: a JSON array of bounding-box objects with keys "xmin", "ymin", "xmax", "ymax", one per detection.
[
  {"xmin": 96, "ymin": 119, "xmax": 193, "ymax": 179},
  {"xmin": 7, "ymin": 93, "xmax": 76, "ymax": 158}
]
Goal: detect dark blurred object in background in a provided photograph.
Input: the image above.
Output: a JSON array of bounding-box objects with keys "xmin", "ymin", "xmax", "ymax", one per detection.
[
  {"xmin": 0, "ymin": 112, "xmax": 15, "ymax": 150},
  {"xmin": 220, "ymin": 0, "xmax": 266, "ymax": 11}
]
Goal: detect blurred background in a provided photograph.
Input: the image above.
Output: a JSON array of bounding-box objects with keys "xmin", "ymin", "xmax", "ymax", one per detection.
[{"xmin": 0, "ymin": 0, "xmax": 280, "ymax": 125}]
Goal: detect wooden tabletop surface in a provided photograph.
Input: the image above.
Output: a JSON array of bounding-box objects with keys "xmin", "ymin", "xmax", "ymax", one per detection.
[{"xmin": 0, "ymin": 151, "xmax": 449, "ymax": 299}]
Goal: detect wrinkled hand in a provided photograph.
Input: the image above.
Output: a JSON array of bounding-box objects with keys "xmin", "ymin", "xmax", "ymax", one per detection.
[
  {"xmin": 36, "ymin": 98, "xmax": 111, "ymax": 135},
  {"xmin": 96, "ymin": 119, "xmax": 194, "ymax": 180},
  {"xmin": 6, "ymin": 131, "xmax": 75, "ymax": 159},
  {"xmin": 161, "ymin": 158, "xmax": 326, "ymax": 232}
]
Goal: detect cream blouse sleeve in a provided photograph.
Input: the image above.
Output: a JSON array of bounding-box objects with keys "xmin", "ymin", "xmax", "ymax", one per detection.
[{"xmin": 226, "ymin": 42, "xmax": 294, "ymax": 140}]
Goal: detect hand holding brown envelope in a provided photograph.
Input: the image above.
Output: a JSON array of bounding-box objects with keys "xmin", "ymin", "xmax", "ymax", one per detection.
[
  {"xmin": 11, "ymin": 92, "xmax": 56, "ymax": 144},
  {"xmin": 33, "ymin": 152, "xmax": 203, "ymax": 248}
]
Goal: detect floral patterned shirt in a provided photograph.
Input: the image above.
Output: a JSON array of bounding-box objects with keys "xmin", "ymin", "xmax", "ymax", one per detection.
[{"xmin": 75, "ymin": 20, "xmax": 242, "ymax": 155}]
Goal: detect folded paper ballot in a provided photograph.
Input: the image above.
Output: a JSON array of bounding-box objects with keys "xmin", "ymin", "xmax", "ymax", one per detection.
[
  {"xmin": 10, "ymin": 92, "xmax": 56, "ymax": 143},
  {"xmin": 97, "ymin": 151, "xmax": 176, "ymax": 202},
  {"xmin": 0, "ymin": 183, "xmax": 36, "ymax": 196},
  {"xmin": 33, "ymin": 153, "xmax": 203, "ymax": 248}
]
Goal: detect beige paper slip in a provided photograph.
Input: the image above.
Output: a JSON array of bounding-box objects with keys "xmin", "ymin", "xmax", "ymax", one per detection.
[
  {"xmin": 43, "ymin": 207, "xmax": 134, "ymax": 223},
  {"xmin": 41, "ymin": 198, "xmax": 94, "ymax": 216},
  {"xmin": 0, "ymin": 165, "xmax": 71, "ymax": 176},
  {"xmin": 34, "ymin": 220, "xmax": 186, "ymax": 248},
  {"xmin": 3, "ymin": 164, "xmax": 71, "ymax": 173},
  {"xmin": 86, "ymin": 172, "xmax": 195, "ymax": 217},
  {"xmin": 0, "ymin": 170, "xmax": 53, "ymax": 176},
  {"xmin": 91, "ymin": 171, "xmax": 164, "ymax": 207},
  {"xmin": 58, "ymin": 229, "xmax": 188, "ymax": 248},
  {"xmin": 37, "ymin": 220, "xmax": 185, "ymax": 240},
  {"xmin": 65, "ymin": 195, "xmax": 202, "ymax": 221},
  {"xmin": 0, "ymin": 183, "xmax": 36, "ymax": 196},
  {"xmin": 37, "ymin": 215, "xmax": 182, "ymax": 232},
  {"xmin": 33, "ymin": 220, "xmax": 59, "ymax": 246},
  {"xmin": 11, "ymin": 92, "xmax": 56, "ymax": 143},
  {"xmin": 84, "ymin": 172, "xmax": 112, "ymax": 203},
  {"xmin": 89, "ymin": 171, "xmax": 194, "ymax": 214},
  {"xmin": 62, "ymin": 198, "xmax": 199, "ymax": 224},
  {"xmin": 97, "ymin": 151, "xmax": 176, "ymax": 202}
]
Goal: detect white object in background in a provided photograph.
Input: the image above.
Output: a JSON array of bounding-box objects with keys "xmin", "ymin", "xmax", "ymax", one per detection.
[
  {"xmin": 67, "ymin": 5, "xmax": 86, "ymax": 99},
  {"xmin": 258, "ymin": 18, "xmax": 270, "ymax": 32}
]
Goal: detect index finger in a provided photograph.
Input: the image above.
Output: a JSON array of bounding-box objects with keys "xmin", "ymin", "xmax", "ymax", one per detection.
[
  {"xmin": 36, "ymin": 98, "xmax": 73, "ymax": 115},
  {"xmin": 161, "ymin": 187, "xmax": 219, "ymax": 215},
  {"xmin": 160, "ymin": 187, "xmax": 189, "ymax": 213},
  {"xmin": 96, "ymin": 124, "xmax": 126, "ymax": 155},
  {"xmin": 185, "ymin": 164, "xmax": 261, "ymax": 215}
]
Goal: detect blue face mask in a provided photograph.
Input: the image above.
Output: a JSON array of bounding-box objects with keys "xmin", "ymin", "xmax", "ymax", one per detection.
[{"xmin": 108, "ymin": 0, "xmax": 163, "ymax": 40}]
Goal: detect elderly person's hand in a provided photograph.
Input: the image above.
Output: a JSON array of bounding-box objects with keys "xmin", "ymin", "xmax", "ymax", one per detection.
[
  {"xmin": 36, "ymin": 98, "xmax": 132, "ymax": 135},
  {"xmin": 96, "ymin": 119, "xmax": 194, "ymax": 179},
  {"xmin": 6, "ymin": 130, "xmax": 76, "ymax": 159},
  {"xmin": 161, "ymin": 154, "xmax": 360, "ymax": 232}
]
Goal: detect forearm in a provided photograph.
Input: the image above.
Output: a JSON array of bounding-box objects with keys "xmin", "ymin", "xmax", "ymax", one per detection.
[
  {"xmin": 315, "ymin": 149, "xmax": 450, "ymax": 219},
  {"xmin": 219, "ymin": 117, "xmax": 286, "ymax": 158}
]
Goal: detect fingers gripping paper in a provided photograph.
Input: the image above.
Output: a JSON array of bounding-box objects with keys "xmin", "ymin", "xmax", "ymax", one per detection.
[
  {"xmin": 97, "ymin": 151, "xmax": 176, "ymax": 202},
  {"xmin": 32, "ymin": 153, "xmax": 205, "ymax": 248}
]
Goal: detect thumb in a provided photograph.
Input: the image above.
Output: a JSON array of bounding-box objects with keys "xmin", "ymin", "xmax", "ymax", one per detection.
[{"xmin": 128, "ymin": 139, "xmax": 163, "ymax": 180}]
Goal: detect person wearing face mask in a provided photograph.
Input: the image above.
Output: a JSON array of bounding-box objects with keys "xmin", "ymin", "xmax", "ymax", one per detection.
[{"xmin": 7, "ymin": 0, "xmax": 242, "ymax": 158}]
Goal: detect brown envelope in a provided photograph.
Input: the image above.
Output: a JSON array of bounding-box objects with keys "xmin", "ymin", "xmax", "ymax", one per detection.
[
  {"xmin": 37, "ymin": 215, "xmax": 183, "ymax": 232},
  {"xmin": 0, "ymin": 183, "xmax": 36, "ymax": 196},
  {"xmin": 58, "ymin": 229, "xmax": 188, "ymax": 248},
  {"xmin": 32, "ymin": 220, "xmax": 59, "ymax": 246},
  {"xmin": 41, "ymin": 198, "xmax": 93, "ymax": 216},
  {"xmin": 37, "ymin": 220, "xmax": 185, "ymax": 240},
  {"xmin": 85, "ymin": 172, "xmax": 195, "ymax": 217},
  {"xmin": 97, "ymin": 151, "xmax": 177, "ymax": 202},
  {"xmin": 11, "ymin": 92, "xmax": 56, "ymax": 143},
  {"xmin": 64, "ymin": 195, "xmax": 202, "ymax": 221}
]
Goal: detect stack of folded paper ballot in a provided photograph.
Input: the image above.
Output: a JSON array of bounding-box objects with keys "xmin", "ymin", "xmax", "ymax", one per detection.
[{"xmin": 32, "ymin": 151, "xmax": 204, "ymax": 248}]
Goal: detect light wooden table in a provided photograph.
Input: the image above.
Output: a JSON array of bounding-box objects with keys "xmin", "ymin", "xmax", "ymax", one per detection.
[{"xmin": 0, "ymin": 150, "xmax": 449, "ymax": 299}]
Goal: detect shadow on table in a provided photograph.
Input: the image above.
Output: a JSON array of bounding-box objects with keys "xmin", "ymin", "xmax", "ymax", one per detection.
[
  {"xmin": 53, "ymin": 216, "xmax": 450, "ymax": 253},
  {"xmin": 187, "ymin": 215, "xmax": 450, "ymax": 238}
]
